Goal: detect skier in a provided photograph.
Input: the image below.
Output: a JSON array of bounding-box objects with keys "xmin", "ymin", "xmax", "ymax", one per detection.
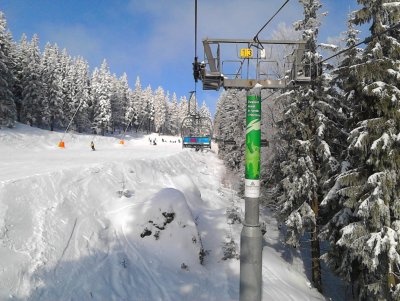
[
  {"xmin": 153, "ymin": 138, "xmax": 157, "ymax": 145},
  {"xmin": 91, "ymin": 141, "xmax": 95, "ymax": 151}
]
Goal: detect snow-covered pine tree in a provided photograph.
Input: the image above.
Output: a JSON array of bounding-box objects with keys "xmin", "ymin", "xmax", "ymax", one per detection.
[
  {"xmin": 154, "ymin": 86, "xmax": 166, "ymax": 134},
  {"xmin": 91, "ymin": 60, "xmax": 112, "ymax": 135},
  {"xmin": 213, "ymin": 97, "xmax": 222, "ymax": 139},
  {"xmin": 167, "ymin": 92, "xmax": 179, "ymax": 135},
  {"xmin": 125, "ymin": 76, "xmax": 141, "ymax": 132},
  {"xmin": 9, "ymin": 34, "xmax": 28, "ymax": 122},
  {"xmin": 163, "ymin": 91, "xmax": 172, "ymax": 135},
  {"xmin": 199, "ymin": 100, "xmax": 212, "ymax": 120},
  {"xmin": 178, "ymin": 95, "xmax": 189, "ymax": 133},
  {"xmin": 71, "ymin": 56, "xmax": 90, "ymax": 132},
  {"xmin": 213, "ymin": 89, "xmax": 246, "ymax": 172},
  {"xmin": 260, "ymin": 23, "xmax": 299, "ymax": 195},
  {"xmin": 64, "ymin": 53, "xmax": 87, "ymax": 133},
  {"xmin": 323, "ymin": 2, "xmax": 400, "ymax": 299},
  {"xmin": 119, "ymin": 73, "xmax": 130, "ymax": 131},
  {"xmin": 109, "ymin": 73, "xmax": 130, "ymax": 133},
  {"xmin": 59, "ymin": 48, "xmax": 73, "ymax": 128},
  {"xmin": 20, "ymin": 34, "xmax": 45, "ymax": 127},
  {"xmin": 41, "ymin": 43, "xmax": 64, "ymax": 131},
  {"xmin": 0, "ymin": 12, "xmax": 16, "ymax": 128},
  {"xmin": 320, "ymin": 13, "xmax": 364, "ymax": 292},
  {"xmin": 272, "ymin": 0, "xmax": 344, "ymax": 293},
  {"xmin": 140, "ymin": 85, "xmax": 154, "ymax": 133}
]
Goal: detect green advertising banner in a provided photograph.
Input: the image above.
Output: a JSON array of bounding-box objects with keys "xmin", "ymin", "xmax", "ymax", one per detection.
[
  {"xmin": 245, "ymin": 93, "xmax": 261, "ymax": 198},
  {"xmin": 245, "ymin": 94, "xmax": 261, "ymax": 180}
]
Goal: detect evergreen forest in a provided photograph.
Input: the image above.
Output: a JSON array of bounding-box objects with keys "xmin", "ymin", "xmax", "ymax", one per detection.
[
  {"xmin": 1, "ymin": 0, "xmax": 400, "ymax": 300},
  {"xmin": 214, "ymin": 1, "xmax": 400, "ymax": 300}
]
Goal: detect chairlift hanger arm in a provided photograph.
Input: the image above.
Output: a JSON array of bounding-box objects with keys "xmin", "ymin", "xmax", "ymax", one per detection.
[{"xmin": 193, "ymin": 0, "xmax": 200, "ymax": 83}]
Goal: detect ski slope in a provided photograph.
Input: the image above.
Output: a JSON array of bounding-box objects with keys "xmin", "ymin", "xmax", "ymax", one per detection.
[{"xmin": 0, "ymin": 124, "xmax": 324, "ymax": 301}]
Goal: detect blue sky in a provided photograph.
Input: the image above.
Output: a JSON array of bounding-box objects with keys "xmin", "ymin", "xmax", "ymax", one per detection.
[{"xmin": 1, "ymin": 0, "xmax": 365, "ymax": 115}]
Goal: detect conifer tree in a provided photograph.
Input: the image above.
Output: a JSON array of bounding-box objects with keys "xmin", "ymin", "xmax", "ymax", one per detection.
[
  {"xmin": 140, "ymin": 85, "xmax": 154, "ymax": 133},
  {"xmin": 10, "ymin": 34, "xmax": 29, "ymax": 122},
  {"xmin": 91, "ymin": 60, "xmax": 112, "ymax": 135},
  {"xmin": 168, "ymin": 92, "xmax": 179, "ymax": 135},
  {"xmin": 323, "ymin": 1, "xmax": 400, "ymax": 299},
  {"xmin": 41, "ymin": 43, "xmax": 64, "ymax": 131},
  {"xmin": 272, "ymin": 0, "xmax": 340, "ymax": 293},
  {"xmin": 125, "ymin": 76, "xmax": 141, "ymax": 131},
  {"xmin": 72, "ymin": 57, "xmax": 90, "ymax": 132},
  {"xmin": 109, "ymin": 74, "xmax": 121, "ymax": 132},
  {"xmin": 59, "ymin": 48, "xmax": 73, "ymax": 128},
  {"xmin": 178, "ymin": 95, "xmax": 188, "ymax": 128},
  {"xmin": 0, "ymin": 12, "xmax": 16, "ymax": 128},
  {"xmin": 154, "ymin": 86, "xmax": 166, "ymax": 134},
  {"xmin": 213, "ymin": 89, "xmax": 246, "ymax": 171},
  {"xmin": 320, "ymin": 13, "xmax": 364, "ymax": 292},
  {"xmin": 20, "ymin": 34, "xmax": 45, "ymax": 127},
  {"xmin": 163, "ymin": 91, "xmax": 171, "ymax": 135},
  {"xmin": 199, "ymin": 100, "xmax": 212, "ymax": 120}
]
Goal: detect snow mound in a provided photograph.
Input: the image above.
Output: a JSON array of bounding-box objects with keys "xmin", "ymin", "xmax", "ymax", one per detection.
[
  {"xmin": 119, "ymin": 187, "xmax": 202, "ymax": 268},
  {"xmin": 0, "ymin": 155, "xmax": 213, "ymax": 301}
]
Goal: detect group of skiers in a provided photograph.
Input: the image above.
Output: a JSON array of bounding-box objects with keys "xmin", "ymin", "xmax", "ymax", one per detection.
[
  {"xmin": 90, "ymin": 137, "xmax": 181, "ymax": 151},
  {"xmin": 161, "ymin": 138, "xmax": 180, "ymax": 144},
  {"xmin": 149, "ymin": 137, "xmax": 181, "ymax": 145},
  {"xmin": 149, "ymin": 137, "xmax": 157, "ymax": 145}
]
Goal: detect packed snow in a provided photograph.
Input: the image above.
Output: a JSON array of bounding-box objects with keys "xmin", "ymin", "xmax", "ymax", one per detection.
[{"xmin": 0, "ymin": 124, "xmax": 325, "ymax": 300}]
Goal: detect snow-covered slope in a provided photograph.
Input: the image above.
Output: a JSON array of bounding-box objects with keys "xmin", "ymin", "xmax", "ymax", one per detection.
[{"xmin": 0, "ymin": 124, "xmax": 324, "ymax": 300}]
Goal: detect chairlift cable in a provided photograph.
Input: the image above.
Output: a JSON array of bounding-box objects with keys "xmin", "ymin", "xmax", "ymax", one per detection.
[
  {"xmin": 195, "ymin": 0, "xmax": 197, "ymax": 102},
  {"xmin": 319, "ymin": 22, "xmax": 400, "ymax": 64},
  {"xmin": 195, "ymin": 0, "xmax": 198, "ymax": 59},
  {"xmin": 253, "ymin": 0, "xmax": 290, "ymax": 46},
  {"xmin": 193, "ymin": 0, "xmax": 199, "ymax": 109},
  {"xmin": 261, "ymin": 90, "xmax": 280, "ymax": 102}
]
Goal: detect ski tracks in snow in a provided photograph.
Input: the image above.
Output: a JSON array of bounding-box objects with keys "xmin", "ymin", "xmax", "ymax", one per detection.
[
  {"xmin": 54, "ymin": 217, "xmax": 77, "ymax": 274},
  {"xmin": 120, "ymin": 222, "xmax": 171, "ymax": 301}
]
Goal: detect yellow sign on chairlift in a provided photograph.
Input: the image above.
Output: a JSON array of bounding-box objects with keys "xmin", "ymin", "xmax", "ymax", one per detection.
[{"xmin": 240, "ymin": 48, "xmax": 253, "ymax": 58}]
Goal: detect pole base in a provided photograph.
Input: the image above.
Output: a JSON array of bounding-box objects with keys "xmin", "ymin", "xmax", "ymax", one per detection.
[{"xmin": 240, "ymin": 224, "xmax": 262, "ymax": 301}]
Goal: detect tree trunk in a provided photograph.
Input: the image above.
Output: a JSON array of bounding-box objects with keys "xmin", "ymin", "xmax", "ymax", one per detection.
[
  {"xmin": 387, "ymin": 261, "xmax": 397, "ymax": 300},
  {"xmin": 311, "ymin": 196, "xmax": 322, "ymax": 293},
  {"xmin": 50, "ymin": 116, "xmax": 54, "ymax": 131},
  {"xmin": 16, "ymin": 101, "xmax": 22, "ymax": 122}
]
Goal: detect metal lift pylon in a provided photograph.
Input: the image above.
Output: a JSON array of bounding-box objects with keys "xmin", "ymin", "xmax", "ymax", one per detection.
[{"xmin": 192, "ymin": 1, "xmax": 313, "ymax": 300}]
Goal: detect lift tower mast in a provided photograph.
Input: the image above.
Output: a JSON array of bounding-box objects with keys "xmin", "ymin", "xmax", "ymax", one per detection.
[{"xmin": 193, "ymin": 1, "xmax": 313, "ymax": 300}]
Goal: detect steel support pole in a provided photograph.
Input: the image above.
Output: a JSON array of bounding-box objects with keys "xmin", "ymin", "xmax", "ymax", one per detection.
[{"xmin": 240, "ymin": 87, "xmax": 262, "ymax": 301}]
